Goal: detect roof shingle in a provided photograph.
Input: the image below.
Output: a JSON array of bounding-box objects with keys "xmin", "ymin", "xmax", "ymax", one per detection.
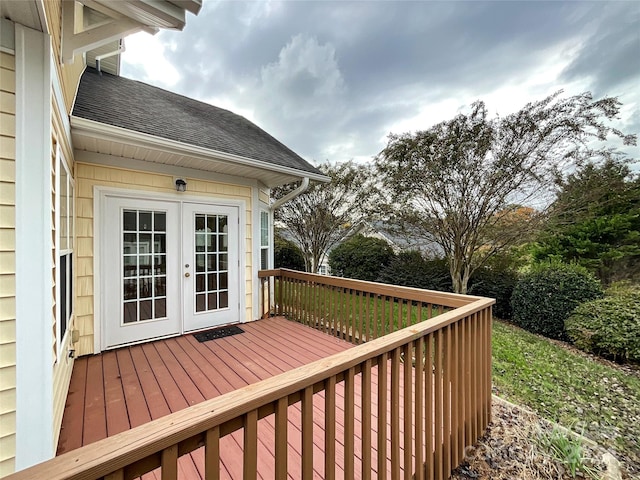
[{"xmin": 72, "ymin": 68, "xmax": 323, "ymax": 177}]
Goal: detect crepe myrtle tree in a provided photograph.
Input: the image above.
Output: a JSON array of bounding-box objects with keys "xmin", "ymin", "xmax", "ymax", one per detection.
[
  {"xmin": 376, "ymin": 91, "xmax": 636, "ymax": 294},
  {"xmin": 273, "ymin": 161, "xmax": 373, "ymax": 273}
]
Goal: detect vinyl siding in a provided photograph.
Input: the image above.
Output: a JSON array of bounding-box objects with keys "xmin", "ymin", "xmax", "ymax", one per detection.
[
  {"xmin": 0, "ymin": 51, "xmax": 16, "ymax": 478},
  {"xmin": 43, "ymin": 0, "xmax": 85, "ymax": 114},
  {"xmin": 75, "ymin": 163, "xmax": 254, "ymax": 356}
]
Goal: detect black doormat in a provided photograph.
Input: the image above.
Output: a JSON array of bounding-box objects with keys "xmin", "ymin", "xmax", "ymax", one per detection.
[{"xmin": 193, "ymin": 325, "xmax": 245, "ymax": 343}]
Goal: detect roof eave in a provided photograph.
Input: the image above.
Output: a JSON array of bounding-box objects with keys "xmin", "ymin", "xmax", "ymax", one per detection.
[{"xmin": 70, "ymin": 116, "xmax": 330, "ymax": 185}]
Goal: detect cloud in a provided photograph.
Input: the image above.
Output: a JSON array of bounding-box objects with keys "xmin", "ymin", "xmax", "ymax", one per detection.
[{"xmin": 120, "ymin": 1, "xmax": 640, "ymax": 164}]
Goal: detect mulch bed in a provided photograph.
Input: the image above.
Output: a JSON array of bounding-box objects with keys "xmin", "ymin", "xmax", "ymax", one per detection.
[{"xmin": 451, "ymin": 397, "xmax": 626, "ymax": 480}]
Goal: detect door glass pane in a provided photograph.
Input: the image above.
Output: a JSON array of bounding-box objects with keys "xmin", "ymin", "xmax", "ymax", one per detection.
[
  {"xmin": 121, "ymin": 209, "xmax": 168, "ymax": 324},
  {"xmin": 193, "ymin": 213, "xmax": 230, "ymax": 312}
]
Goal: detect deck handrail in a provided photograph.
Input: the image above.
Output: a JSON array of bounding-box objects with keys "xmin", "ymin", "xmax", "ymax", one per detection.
[{"xmin": 8, "ymin": 271, "xmax": 494, "ymax": 480}]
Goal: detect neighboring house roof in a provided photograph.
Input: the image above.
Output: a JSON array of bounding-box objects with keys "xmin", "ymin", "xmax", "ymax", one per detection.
[
  {"xmin": 72, "ymin": 68, "xmax": 326, "ymax": 184},
  {"xmin": 353, "ymin": 221, "xmax": 445, "ymax": 257}
]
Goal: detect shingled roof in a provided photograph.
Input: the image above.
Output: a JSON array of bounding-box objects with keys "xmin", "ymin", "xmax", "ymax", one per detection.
[{"xmin": 72, "ymin": 68, "xmax": 323, "ymax": 177}]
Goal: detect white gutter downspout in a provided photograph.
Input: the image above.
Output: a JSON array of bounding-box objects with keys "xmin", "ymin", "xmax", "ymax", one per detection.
[
  {"xmin": 96, "ymin": 40, "xmax": 125, "ymax": 72},
  {"xmin": 270, "ymin": 177, "xmax": 310, "ymax": 211}
]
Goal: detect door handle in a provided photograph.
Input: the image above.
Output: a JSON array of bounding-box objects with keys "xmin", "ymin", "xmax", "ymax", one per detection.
[{"xmin": 185, "ymin": 272, "xmax": 190, "ymax": 277}]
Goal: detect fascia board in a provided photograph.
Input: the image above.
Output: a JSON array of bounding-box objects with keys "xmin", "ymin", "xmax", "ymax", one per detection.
[{"xmin": 70, "ymin": 116, "xmax": 331, "ymax": 183}]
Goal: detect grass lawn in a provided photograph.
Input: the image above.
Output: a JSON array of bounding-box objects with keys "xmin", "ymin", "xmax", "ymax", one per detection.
[{"xmin": 492, "ymin": 319, "xmax": 640, "ymax": 474}]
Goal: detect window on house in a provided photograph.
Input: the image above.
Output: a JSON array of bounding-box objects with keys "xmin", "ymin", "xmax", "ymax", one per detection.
[
  {"xmin": 57, "ymin": 148, "xmax": 74, "ymax": 347},
  {"xmin": 260, "ymin": 211, "xmax": 269, "ymax": 270}
]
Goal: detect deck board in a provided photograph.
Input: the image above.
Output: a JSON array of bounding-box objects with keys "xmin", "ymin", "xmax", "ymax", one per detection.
[{"xmin": 58, "ymin": 318, "xmax": 419, "ymax": 478}]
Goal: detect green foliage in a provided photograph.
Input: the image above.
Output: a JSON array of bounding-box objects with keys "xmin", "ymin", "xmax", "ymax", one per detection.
[
  {"xmin": 534, "ymin": 157, "xmax": 640, "ymax": 285},
  {"xmin": 328, "ymin": 234, "xmax": 395, "ymax": 281},
  {"xmin": 566, "ymin": 284, "xmax": 640, "ymax": 362},
  {"xmin": 376, "ymin": 92, "xmax": 636, "ymax": 293},
  {"xmin": 468, "ymin": 267, "xmax": 519, "ymax": 320},
  {"xmin": 377, "ymin": 251, "xmax": 452, "ymax": 291},
  {"xmin": 537, "ymin": 428, "xmax": 599, "ymax": 479},
  {"xmin": 511, "ymin": 262, "xmax": 603, "ymax": 340},
  {"xmin": 274, "ymin": 232, "xmax": 305, "ymax": 271},
  {"xmin": 493, "ymin": 319, "xmax": 640, "ymax": 472}
]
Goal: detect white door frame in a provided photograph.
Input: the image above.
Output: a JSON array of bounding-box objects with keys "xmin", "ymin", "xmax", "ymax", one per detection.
[{"xmin": 94, "ymin": 186, "xmax": 247, "ymax": 352}]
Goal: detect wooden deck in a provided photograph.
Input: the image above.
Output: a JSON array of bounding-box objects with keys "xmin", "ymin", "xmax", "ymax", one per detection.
[{"xmin": 57, "ymin": 317, "xmax": 432, "ymax": 478}]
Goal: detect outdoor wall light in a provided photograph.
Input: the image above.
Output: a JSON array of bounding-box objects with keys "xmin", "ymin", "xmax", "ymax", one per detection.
[{"xmin": 175, "ymin": 178, "xmax": 187, "ymax": 192}]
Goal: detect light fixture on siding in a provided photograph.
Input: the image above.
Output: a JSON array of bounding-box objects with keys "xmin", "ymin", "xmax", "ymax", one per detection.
[{"xmin": 175, "ymin": 178, "xmax": 187, "ymax": 192}]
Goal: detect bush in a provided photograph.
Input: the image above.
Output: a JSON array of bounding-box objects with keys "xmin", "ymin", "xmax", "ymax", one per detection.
[
  {"xmin": 274, "ymin": 234, "xmax": 306, "ymax": 271},
  {"xmin": 377, "ymin": 251, "xmax": 452, "ymax": 291},
  {"xmin": 566, "ymin": 284, "xmax": 640, "ymax": 362},
  {"xmin": 511, "ymin": 262, "xmax": 603, "ymax": 340},
  {"xmin": 329, "ymin": 234, "xmax": 395, "ymax": 281},
  {"xmin": 468, "ymin": 267, "xmax": 519, "ymax": 320}
]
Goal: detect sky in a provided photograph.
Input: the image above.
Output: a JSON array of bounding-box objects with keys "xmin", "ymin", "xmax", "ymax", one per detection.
[{"xmin": 121, "ymin": 1, "xmax": 640, "ymax": 166}]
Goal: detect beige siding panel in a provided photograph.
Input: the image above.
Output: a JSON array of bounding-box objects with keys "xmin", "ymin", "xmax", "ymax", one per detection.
[
  {"xmin": 0, "ymin": 456, "xmax": 15, "ymax": 478},
  {"xmin": 0, "ymin": 343, "xmax": 15, "ymax": 368},
  {"xmin": 0, "ymin": 298, "xmax": 14, "ymax": 321},
  {"xmin": 0, "ymin": 320, "xmax": 15, "ymax": 345},
  {"xmin": 0, "ymin": 52, "xmax": 17, "ymax": 476},
  {"xmin": 0, "ymin": 53, "xmax": 15, "ymax": 71},
  {"xmin": 0, "ymin": 387, "xmax": 15, "ymax": 415},
  {"xmin": 0, "ymin": 275, "xmax": 14, "ymax": 298},
  {"xmin": 0, "ymin": 431, "xmax": 16, "ymax": 469},
  {"xmin": 0, "ymin": 365, "xmax": 15, "ymax": 389},
  {"xmin": 0, "ymin": 231, "xmax": 14, "ymax": 251},
  {"xmin": 0, "ymin": 139, "xmax": 16, "ymax": 163},
  {"xmin": 0, "ymin": 183, "xmax": 14, "ymax": 205},
  {"xmin": 75, "ymin": 163, "xmax": 255, "ymax": 355},
  {"xmin": 0, "ymin": 113, "xmax": 14, "ymax": 137},
  {"xmin": 0, "ymin": 92, "xmax": 14, "ymax": 115},
  {"xmin": 0, "ymin": 205, "xmax": 14, "ymax": 229},
  {"xmin": 0, "ymin": 252, "xmax": 14, "ymax": 275},
  {"xmin": 0, "ymin": 68, "xmax": 15, "ymax": 94}
]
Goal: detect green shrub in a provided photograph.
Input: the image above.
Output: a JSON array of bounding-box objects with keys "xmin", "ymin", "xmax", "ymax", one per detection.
[
  {"xmin": 468, "ymin": 267, "xmax": 519, "ymax": 320},
  {"xmin": 377, "ymin": 251, "xmax": 452, "ymax": 291},
  {"xmin": 329, "ymin": 234, "xmax": 395, "ymax": 281},
  {"xmin": 511, "ymin": 262, "xmax": 603, "ymax": 340},
  {"xmin": 274, "ymin": 234, "xmax": 306, "ymax": 271},
  {"xmin": 566, "ymin": 284, "xmax": 640, "ymax": 362}
]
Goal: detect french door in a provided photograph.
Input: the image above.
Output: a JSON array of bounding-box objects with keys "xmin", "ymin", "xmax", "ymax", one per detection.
[
  {"xmin": 102, "ymin": 195, "xmax": 240, "ymax": 349},
  {"xmin": 182, "ymin": 203, "xmax": 239, "ymax": 331}
]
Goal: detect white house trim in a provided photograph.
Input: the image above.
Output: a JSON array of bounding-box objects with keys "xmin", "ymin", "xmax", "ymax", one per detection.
[
  {"xmin": 14, "ymin": 23, "xmax": 54, "ymax": 469},
  {"xmin": 70, "ymin": 116, "xmax": 330, "ymax": 184}
]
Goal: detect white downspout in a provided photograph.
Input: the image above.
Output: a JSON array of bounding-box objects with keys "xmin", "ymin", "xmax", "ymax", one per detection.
[
  {"xmin": 95, "ymin": 40, "xmax": 126, "ymax": 72},
  {"xmin": 270, "ymin": 177, "xmax": 310, "ymax": 211}
]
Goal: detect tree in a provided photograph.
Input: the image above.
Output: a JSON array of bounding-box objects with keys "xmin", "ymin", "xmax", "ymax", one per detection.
[
  {"xmin": 376, "ymin": 91, "xmax": 636, "ymax": 293},
  {"xmin": 533, "ymin": 156, "xmax": 640, "ymax": 284},
  {"xmin": 328, "ymin": 234, "xmax": 395, "ymax": 281},
  {"xmin": 273, "ymin": 161, "xmax": 373, "ymax": 273},
  {"xmin": 274, "ymin": 231, "xmax": 306, "ymax": 271}
]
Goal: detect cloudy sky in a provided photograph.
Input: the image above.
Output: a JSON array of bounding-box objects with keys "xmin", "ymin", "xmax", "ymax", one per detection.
[{"xmin": 121, "ymin": 1, "xmax": 640, "ymax": 165}]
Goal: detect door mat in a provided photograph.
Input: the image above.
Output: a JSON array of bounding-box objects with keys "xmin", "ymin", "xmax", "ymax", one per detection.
[{"xmin": 194, "ymin": 325, "xmax": 245, "ymax": 343}]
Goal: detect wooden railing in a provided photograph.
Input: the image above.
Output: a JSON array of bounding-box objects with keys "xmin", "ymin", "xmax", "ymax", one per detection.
[
  {"xmin": 9, "ymin": 270, "xmax": 493, "ymax": 480},
  {"xmin": 258, "ymin": 269, "xmax": 473, "ymax": 343}
]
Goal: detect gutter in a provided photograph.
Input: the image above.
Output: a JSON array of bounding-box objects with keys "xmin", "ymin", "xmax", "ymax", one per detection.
[{"xmin": 270, "ymin": 177, "xmax": 310, "ymax": 211}]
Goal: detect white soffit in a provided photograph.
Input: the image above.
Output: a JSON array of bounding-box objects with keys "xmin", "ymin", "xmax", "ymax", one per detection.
[{"xmin": 71, "ymin": 117, "xmax": 329, "ymax": 187}]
